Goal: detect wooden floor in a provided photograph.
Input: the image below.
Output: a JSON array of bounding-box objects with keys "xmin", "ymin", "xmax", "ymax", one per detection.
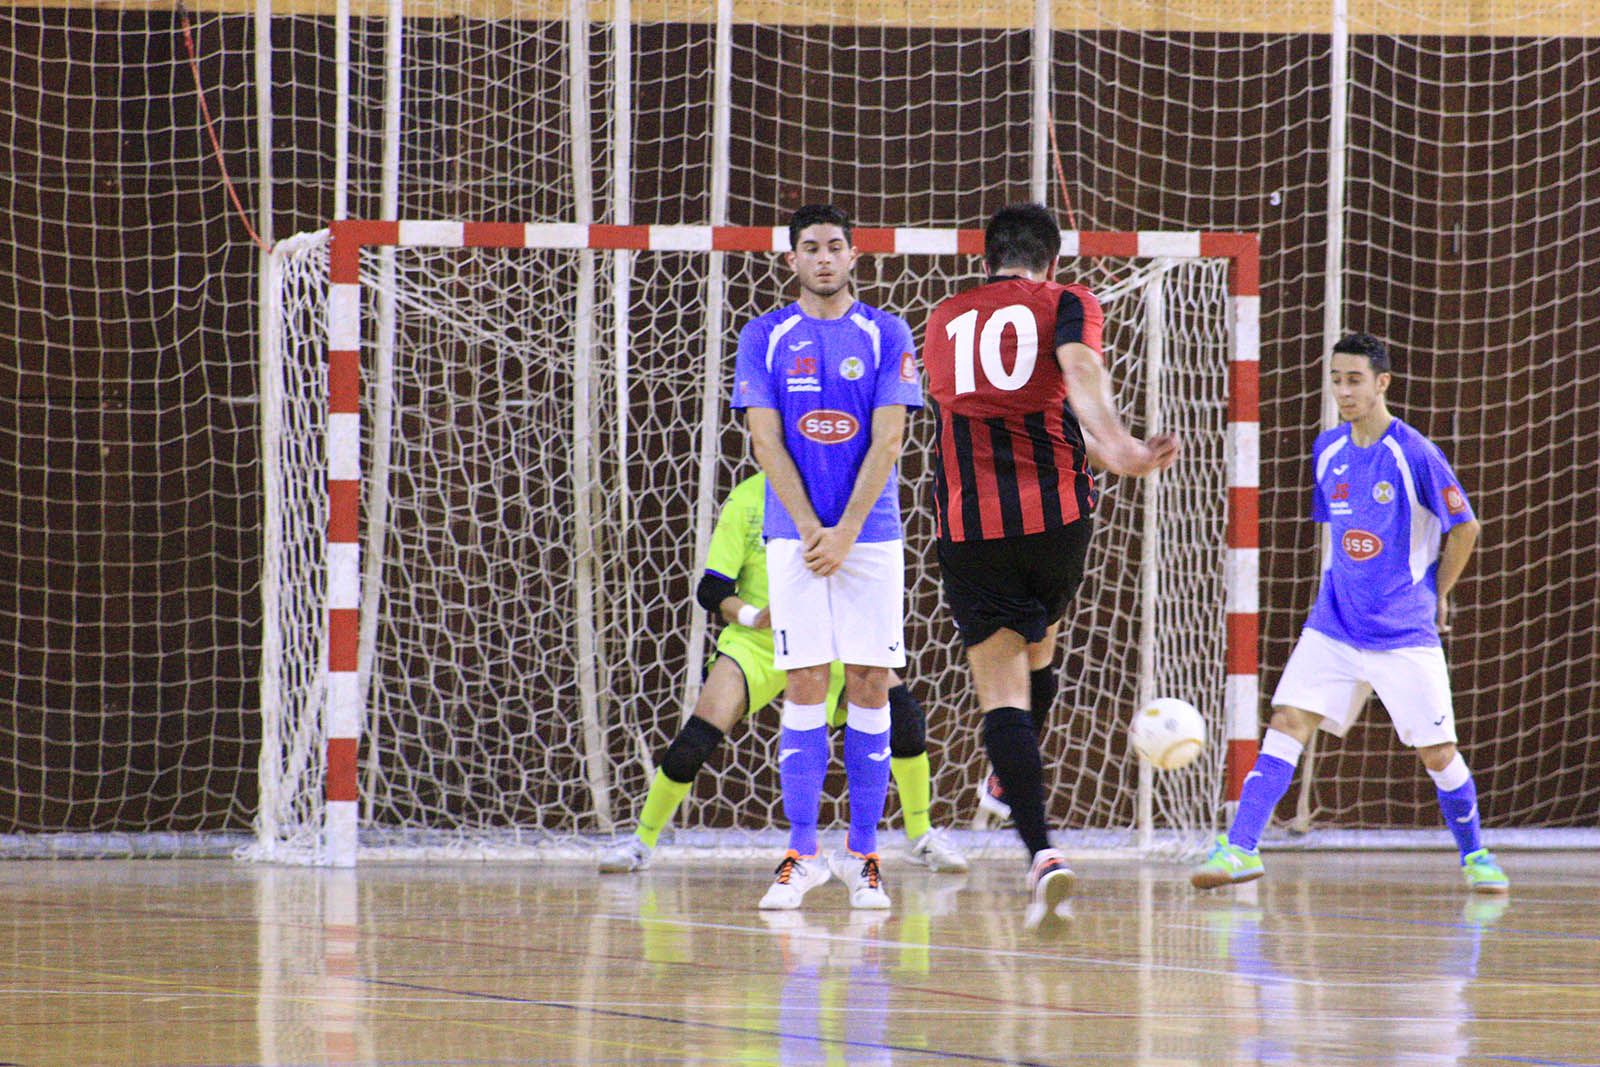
[{"xmin": 1, "ymin": 850, "xmax": 1596, "ymax": 1066}]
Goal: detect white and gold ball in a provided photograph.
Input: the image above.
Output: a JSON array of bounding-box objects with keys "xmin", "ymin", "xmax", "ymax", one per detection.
[{"xmin": 1129, "ymin": 697, "xmax": 1206, "ymax": 771}]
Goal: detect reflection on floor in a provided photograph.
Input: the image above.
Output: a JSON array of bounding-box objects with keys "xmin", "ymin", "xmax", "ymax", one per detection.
[{"xmin": 1, "ymin": 850, "xmax": 1595, "ymax": 1065}]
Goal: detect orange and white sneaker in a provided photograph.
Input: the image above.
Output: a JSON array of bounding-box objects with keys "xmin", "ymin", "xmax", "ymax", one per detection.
[
  {"xmin": 758, "ymin": 850, "xmax": 831, "ymax": 910},
  {"xmin": 1024, "ymin": 848, "xmax": 1076, "ymax": 928},
  {"xmin": 828, "ymin": 848, "xmax": 891, "ymax": 909},
  {"xmin": 973, "ymin": 772, "xmax": 1012, "ymax": 828}
]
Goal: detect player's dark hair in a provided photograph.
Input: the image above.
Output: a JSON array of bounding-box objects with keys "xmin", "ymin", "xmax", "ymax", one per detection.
[
  {"xmin": 1332, "ymin": 332, "xmax": 1392, "ymax": 374},
  {"xmin": 984, "ymin": 203, "xmax": 1062, "ymax": 274},
  {"xmin": 788, "ymin": 204, "xmax": 852, "ymax": 249}
]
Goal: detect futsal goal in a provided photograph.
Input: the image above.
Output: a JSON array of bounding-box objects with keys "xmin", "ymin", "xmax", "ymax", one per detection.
[{"xmin": 253, "ymin": 220, "xmax": 1259, "ymax": 866}]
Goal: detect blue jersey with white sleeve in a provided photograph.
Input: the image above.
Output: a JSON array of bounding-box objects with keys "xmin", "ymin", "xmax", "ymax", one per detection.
[
  {"xmin": 731, "ymin": 300, "xmax": 922, "ymax": 543},
  {"xmin": 1303, "ymin": 418, "xmax": 1476, "ymax": 650}
]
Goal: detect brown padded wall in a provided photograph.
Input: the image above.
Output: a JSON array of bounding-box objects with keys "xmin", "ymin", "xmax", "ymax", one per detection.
[{"xmin": 0, "ymin": 15, "xmax": 1595, "ymax": 832}]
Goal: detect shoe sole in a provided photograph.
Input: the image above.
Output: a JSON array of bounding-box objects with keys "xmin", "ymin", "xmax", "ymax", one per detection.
[
  {"xmin": 977, "ymin": 799, "xmax": 1012, "ymax": 820},
  {"xmin": 1023, "ymin": 868, "xmax": 1076, "ymax": 930},
  {"xmin": 1039, "ymin": 867, "xmax": 1077, "ymax": 911},
  {"xmin": 1468, "ymin": 882, "xmax": 1510, "ymax": 895},
  {"xmin": 1190, "ymin": 866, "xmax": 1264, "ymax": 890}
]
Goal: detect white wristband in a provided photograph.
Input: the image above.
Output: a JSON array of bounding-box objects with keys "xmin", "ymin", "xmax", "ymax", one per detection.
[{"xmin": 736, "ymin": 604, "xmax": 761, "ymax": 628}]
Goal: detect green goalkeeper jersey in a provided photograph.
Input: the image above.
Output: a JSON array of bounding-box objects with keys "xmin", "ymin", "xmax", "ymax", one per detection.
[{"xmin": 703, "ymin": 472, "xmax": 769, "ymax": 611}]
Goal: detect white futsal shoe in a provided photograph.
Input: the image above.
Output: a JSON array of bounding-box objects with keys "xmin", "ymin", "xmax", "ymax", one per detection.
[
  {"xmin": 597, "ymin": 836, "xmax": 653, "ymax": 873},
  {"xmin": 758, "ymin": 850, "xmax": 832, "ymax": 910},
  {"xmin": 1024, "ymin": 848, "xmax": 1077, "ymax": 930},
  {"xmin": 907, "ymin": 828, "xmax": 970, "ymax": 873},
  {"xmin": 828, "ymin": 848, "xmax": 892, "ymax": 910}
]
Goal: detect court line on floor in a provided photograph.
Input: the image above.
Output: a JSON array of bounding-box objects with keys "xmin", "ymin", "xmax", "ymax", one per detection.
[{"xmin": 360, "ymin": 976, "xmax": 1064, "ymax": 1066}]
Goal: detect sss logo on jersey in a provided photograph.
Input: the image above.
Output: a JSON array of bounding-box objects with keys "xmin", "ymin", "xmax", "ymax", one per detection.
[
  {"xmin": 1342, "ymin": 529, "xmax": 1383, "ymax": 561},
  {"xmin": 797, "ymin": 409, "xmax": 859, "ymax": 444}
]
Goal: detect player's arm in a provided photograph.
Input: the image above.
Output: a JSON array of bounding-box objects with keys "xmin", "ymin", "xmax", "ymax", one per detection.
[
  {"xmin": 746, "ymin": 407, "xmax": 822, "ymax": 539},
  {"xmin": 1057, "ymin": 341, "xmax": 1180, "ymax": 476},
  {"xmin": 695, "ymin": 572, "xmax": 770, "ymax": 629},
  {"xmin": 803, "ymin": 403, "xmax": 906, "ymax": 576},
  {"xmin": 1434, "ymin": 518, "xmax": 1481, "ymax": 633},
  {"xmin": 1079, "ymin": 427, "xmax": 1112, "ymax": 470},
  {"xmin": 697, "ymin": 488, "xmax": 771, "ymax": 629}
]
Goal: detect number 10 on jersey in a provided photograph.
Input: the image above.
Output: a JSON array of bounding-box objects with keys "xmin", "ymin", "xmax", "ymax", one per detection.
[{"xmin": 944, "ymin": 305, "xmax": 1039, "ymax": 394}]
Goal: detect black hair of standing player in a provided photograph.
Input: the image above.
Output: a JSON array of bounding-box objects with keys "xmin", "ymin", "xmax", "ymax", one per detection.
[
  {"xmin": 788, "ymin": 204, "xmax": 853, "ymax": 249},
  {"xmin": 984, "ymin": 203, "xmax": 1062, "ymax": 274},
  {"xmin": 1331, "ymin": 331, "xmax": 1393, "ymax": 374}
]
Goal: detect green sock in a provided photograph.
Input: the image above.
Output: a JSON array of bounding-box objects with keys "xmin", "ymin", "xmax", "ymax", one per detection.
[
  {"xmin": 892, "ymin": 753, "xmax": 933, "ymax": 841},
  {"xmin": 635, "ymin": 770, "xmax": 692, "ymax": 848}
]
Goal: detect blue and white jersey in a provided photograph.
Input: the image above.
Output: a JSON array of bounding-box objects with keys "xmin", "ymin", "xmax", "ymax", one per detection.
[
  {"xmin": 731, "ymin": 300, "xmax": 922, "ymax": 543},
  {"xmin": 1303, "ymin": 417, "xmax": 1476, "ymax": 650}
]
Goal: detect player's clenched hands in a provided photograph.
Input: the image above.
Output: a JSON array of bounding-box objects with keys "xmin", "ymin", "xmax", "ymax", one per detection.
[
  {"xmin": 802, "ymin": 526, "xmax": 853, "ymax": 576},
  {"xmin": 1436, "ymin": 595, "xmax": 1453, "ymax": 634}
]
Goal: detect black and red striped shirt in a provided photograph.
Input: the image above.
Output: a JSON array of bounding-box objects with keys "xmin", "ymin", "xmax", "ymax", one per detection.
[{"xmin": 922, "ymin": 276, "xmax": 1103, "ymax": 542}]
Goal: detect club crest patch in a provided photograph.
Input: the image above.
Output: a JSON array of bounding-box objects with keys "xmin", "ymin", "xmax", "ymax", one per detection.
[{"xmin": 900, "ymin": 352, "xmax": 917, "ymax": 383}]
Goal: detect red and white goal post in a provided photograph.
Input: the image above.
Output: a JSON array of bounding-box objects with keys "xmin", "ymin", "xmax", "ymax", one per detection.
[{"xmin": 253, "ymin": 221, "xmax": 1259, "ymax": 867}]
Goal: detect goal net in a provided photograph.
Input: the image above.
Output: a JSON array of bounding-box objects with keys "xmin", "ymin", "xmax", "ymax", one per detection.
[{"xmin": 253, "ymin": 222, "xmax": 1256, "ymax": 865}]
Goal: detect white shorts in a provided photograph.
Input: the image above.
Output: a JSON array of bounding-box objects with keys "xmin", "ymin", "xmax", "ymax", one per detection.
[
  {"xmin": 1271, "ymin": 627, "xmax": 1456, "ymax": 748},
  {"xmin": 765, "ymin": 538, "xmax": 907, "ymax": 671}
]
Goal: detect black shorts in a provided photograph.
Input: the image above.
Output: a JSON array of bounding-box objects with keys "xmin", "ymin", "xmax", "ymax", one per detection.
[{"xmin": 936, "ymin": 518, "xmax": 1094, "ymax": 648}]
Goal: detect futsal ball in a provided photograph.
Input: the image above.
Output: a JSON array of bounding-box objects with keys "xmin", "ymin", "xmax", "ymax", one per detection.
[{"xmin": 1129, "ymin": 697, "xmax": 1206, "ymax": 770}]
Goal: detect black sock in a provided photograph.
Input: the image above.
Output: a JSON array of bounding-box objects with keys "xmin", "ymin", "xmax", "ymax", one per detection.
[
  {"xmin": 983, "ymin": 706, "xmax": 1051, "ymax": 856},
  {"xmin": 1029, "ymin": 667, "xmax": 1058, "ymax": 737}
]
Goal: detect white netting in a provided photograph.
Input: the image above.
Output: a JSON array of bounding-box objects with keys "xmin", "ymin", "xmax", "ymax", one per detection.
[
  {"xmin": 6, "ymin": 2, "xmax": 1599, "ymax": 856},
  {"xmin": 255, "ymin": 232, "xmax": 1233, "ymax": 861}
]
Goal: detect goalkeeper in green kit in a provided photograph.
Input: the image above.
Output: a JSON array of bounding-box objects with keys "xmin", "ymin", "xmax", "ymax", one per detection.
[{"xmin": 598, "ymin": 472, "xmax": 967, "ymax": 874}]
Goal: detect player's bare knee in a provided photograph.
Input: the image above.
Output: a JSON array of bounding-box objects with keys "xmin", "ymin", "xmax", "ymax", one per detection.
[
  {"xmin": 1416, "ymin": 741, "xmax": 1458, "ymax": 773},
  {"xmin": 1268, "ymin": 705, "xmax": 1320, "ymax": 744},
  {"xmin": 1025, "ymin": 625, "xmax": 1059, "ymax": 671},
  {"xmin": 693, "ymin": 698, "xmax": 744, "ymax": 734},
  {"xmin": 844, "ymin": 664, "xmax": 890, "ymax": 708},
  {"xmin": 785, "ymin": 664, "xmax": 831, "ymax": 705}
]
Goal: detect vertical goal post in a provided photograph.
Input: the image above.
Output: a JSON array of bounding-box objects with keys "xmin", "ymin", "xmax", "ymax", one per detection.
[{"xmin": 278, "ymin": 219, "xmax": 1259, "ymax": 868}]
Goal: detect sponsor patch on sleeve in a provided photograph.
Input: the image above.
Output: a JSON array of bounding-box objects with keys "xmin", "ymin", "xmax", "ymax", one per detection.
[
  {"xmin": 899, "ymin": 352, "xmax": 917, "ymax": 383},
  {"xmin": 1444, "ymin": 485, "xmax": 1468, "ymax": 515}
]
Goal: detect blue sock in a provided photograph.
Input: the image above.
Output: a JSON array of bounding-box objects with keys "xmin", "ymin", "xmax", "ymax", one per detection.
[
  {"xmin": 1432, "ymin": 759, "xmax": 1482, "ymax": 860},
  {"xmin": 842, "ymin": 702, "xmax": 892, "ymax": 855},
  {"xmin": 1228, "ymin": 729, "xmax": 1304, "ymax": 852},
  {"xmin": 779, "ymin": 711, "xmax": 830, "ymax": 856}
]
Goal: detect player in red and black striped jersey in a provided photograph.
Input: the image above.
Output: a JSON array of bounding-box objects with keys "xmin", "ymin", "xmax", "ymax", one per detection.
[
  {"xmin": 925, "ymin": 270, "xmax": 1104, "ymax": 543},
  {"xmin": 923, "ymin": 203, "xmax": 1181, "ymax": 925}
]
